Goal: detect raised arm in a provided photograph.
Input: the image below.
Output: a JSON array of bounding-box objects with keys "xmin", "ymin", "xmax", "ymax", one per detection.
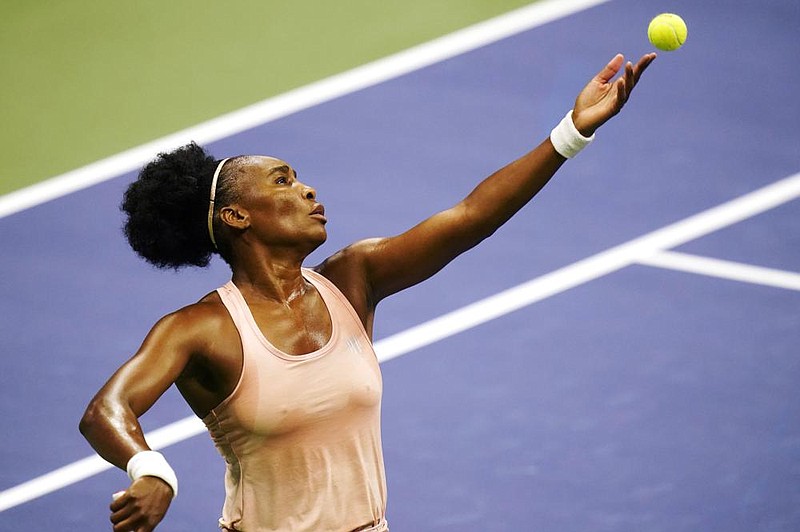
[{"xmin": 352, "ymin": 53, "xmax": 655, "ymax": 303}]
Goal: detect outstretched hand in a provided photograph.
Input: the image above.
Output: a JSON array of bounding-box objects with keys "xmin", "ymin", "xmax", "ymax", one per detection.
[{"xmin": 572, "ymin": 53, "xmax": 657, "ymax": 137}]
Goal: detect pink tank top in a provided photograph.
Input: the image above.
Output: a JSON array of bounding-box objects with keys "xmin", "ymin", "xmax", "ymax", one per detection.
[{"xmin": 202, "ymin": 269, "xmax": 388, "ymax": 531}]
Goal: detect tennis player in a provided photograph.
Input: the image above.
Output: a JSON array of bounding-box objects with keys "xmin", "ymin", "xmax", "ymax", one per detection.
[{"xmin": 80, "ymin": 52, "xmax": 655, "ymax": 531}]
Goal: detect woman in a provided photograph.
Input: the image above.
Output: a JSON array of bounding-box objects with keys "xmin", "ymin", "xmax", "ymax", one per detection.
[{"xmin": 80, "ymin": 53, "xmax": 656, "ymax": 532}]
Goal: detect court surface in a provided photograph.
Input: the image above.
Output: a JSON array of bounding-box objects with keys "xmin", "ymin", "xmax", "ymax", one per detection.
[{"xmin": 1, "ymin": 0, "xmax": 799, "ymax": 530}]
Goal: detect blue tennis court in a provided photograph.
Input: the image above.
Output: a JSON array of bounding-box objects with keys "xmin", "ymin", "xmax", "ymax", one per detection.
[{"xmin": 1, "ymin": 0, "xmax": 798, "ymax": 530}]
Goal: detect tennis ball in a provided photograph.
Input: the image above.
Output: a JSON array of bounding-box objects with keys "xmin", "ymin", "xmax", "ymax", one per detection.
[{"xmin": 647, "ymin": 13, "xmax": 687, "ymax": 51}]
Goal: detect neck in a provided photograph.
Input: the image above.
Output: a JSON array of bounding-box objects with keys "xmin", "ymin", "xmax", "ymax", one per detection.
[{"xmin": 229, "ymin": 245, "xmax": 310, "ymax": 304}]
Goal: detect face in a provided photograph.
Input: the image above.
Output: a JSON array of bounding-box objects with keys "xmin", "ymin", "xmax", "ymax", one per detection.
[{"xmin": 224, "ymin": 156, "xmax": 327, "ymax": 251}]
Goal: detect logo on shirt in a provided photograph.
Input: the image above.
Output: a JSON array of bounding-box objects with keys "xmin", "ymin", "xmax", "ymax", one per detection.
[{"xmin": 345, "ymin": 336, "xmax": 364, "ymax": 354}]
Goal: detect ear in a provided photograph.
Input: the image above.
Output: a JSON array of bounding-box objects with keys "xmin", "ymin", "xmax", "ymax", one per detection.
[{"xmin": 219, "ymin": 204, "xmax": 250, "ymax": 230}]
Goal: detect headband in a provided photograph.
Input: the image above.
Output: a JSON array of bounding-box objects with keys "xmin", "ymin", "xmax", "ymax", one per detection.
[{"xmin": 207, "ymin": 158, "xmax": 230, "ymax": 249}]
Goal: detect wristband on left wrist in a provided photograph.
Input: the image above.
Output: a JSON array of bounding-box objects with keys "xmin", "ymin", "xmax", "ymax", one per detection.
[
  {"xmin": 126, "ymin": 450, "xmax": 178, "ymax": 499},
  {"xmin": 549, "ymin": 110, "xmax": 595, "ymax": 159}
]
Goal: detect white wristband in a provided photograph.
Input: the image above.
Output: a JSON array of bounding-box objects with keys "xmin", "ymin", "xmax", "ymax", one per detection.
[
  {"xmin": 549, "ymin": 110, "xmax": 595, "ymax": 158},
  {"xmin": 126, "ymin": 451, "xmax": 178, "ymax": 499}
]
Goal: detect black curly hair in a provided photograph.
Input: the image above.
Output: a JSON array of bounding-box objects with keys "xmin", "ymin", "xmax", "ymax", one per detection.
[{"xmin": 121, "ymin": 142, "xmax": 243, "ymax": 269}]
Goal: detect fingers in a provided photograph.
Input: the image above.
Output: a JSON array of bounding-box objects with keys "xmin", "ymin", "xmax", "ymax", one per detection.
[
  {"xmin": 615, "ymin": 77, "xmax": 626, "ymax": 112},
  {"xmin": 110, "ymin": 490, "xmax": 127, "ymax": 510},
  {"xmin": 610, "ymin": 54, "xmax": 651, "ymax": 114},
  {"xmin": 609, "ymin": 61, "xmax": 633, "ymax": 110},
  {"xmin": 632, "ymin": 53, "xmax": 657, "ymax": 85},
  {"xmin": 595, "ymin": 53, "xmax": 624, "ymax": 84},
  {"xmin": 110, "ymin": 501, "xmax": 135, "ymax": 531},
  {"xmin": 624, "ymin": 60, "xmax": 634, "ymax": 97},
  {"xmin": 111, "ymin": 507, "xmax": 152, "ymax": 532},
  {"xmin": 572, "ymin": 52, "xmax": 656, "ymax": 133},
  {"xmin": 623, "ymin": 53, "xmax": 656, "ymax": 92},
  {"xmin": 599, "ymin": 52, "xmax": 656, "ymax": 86},
  {"xmin": 108, "ymin": 479, "xmax": 171, "ymax": 532},
  {"xmin": 110, "ymin": 491, "xmax": 146, "ymax": 532}
]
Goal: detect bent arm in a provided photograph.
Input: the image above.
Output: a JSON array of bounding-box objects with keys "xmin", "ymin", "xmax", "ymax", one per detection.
[
  {"xmin": 80, "ymin": 303, "xmax": 231, "ymax": 531},
  {"xmin": 79, "ymin": 312, "xmax": 195, "ymax": 470},
  {"xmin": 359, "ymin": 53, "xmax": 655, "ymax": 302}
]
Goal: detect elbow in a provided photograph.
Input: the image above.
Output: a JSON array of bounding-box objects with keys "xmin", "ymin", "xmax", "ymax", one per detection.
[
  {"xmin": 79, "ymin": 400, "xmax": 99, "ymax": 437},
  {"xmin": 79, "ymin": 393, "xmax": 139, "ymax": 441},
  {"xmin": 457, "ymin": 203, "xmax": 498, "ymax": 248},
  {"xmin": 79, "ymin": 396, "xmax": 116, "ymax": 439}
]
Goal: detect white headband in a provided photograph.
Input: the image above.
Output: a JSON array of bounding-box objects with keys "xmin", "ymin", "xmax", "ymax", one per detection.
[{"xmin": 207, "ymin": 158, "xmax": 230, "ymax": 249}]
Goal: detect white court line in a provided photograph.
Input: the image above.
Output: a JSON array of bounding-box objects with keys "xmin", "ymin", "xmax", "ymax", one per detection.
[
  {"xmin": 2, "ymin": 171, "xmax": 799, "ymax": 512},
  {"xmin": 637, "ymin": 250, "xmax": 800, "ymax": 291},
  {"xmin": 375, "ymin": 173, "xmax": 800, "ymax": 361},
  {"xmin": 0, "ymin": 0, "xmax": 610, "ymax": 220},
  {"xmin": 0, "ymin": 418, "xmax": 206, "ymax": 513}
]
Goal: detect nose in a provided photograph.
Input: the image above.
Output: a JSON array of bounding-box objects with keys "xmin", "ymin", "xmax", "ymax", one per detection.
[{"xmin": 302, "ymin": 184, "xmax": 316, "ymax": 200}]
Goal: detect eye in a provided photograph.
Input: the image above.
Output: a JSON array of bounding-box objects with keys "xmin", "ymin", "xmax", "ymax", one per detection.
[{"xmin": 275, "ymin": 176, "xmax": 289, "ymax": 185}]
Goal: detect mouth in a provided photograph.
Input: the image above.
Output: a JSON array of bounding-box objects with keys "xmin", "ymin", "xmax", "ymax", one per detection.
[{"xmin": 310, "ymin": 203, "xmax": 327, "ymax": 223}]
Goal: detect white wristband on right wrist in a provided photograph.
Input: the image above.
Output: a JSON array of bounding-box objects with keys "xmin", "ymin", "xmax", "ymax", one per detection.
[
  {"xmin": 126, "ymin": 450, "xmax": 178, "ymax": 499},
  {"xmin": 550, "ymin": 110, "xmax": 595, "ymax": 158}
]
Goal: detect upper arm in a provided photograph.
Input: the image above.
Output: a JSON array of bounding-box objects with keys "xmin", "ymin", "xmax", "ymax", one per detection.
[
  {"xmin": 323, "ymin": 140, "xmax": 568, "ymax": 307},
  {"xmin": 80, "ymin": 301, "xmax": 236, "ymax": 467},
  {"xmin": 92, "ymin": 309, "xmax": 207, "ymax": 418},
  {"xmin": 324, "ymin": 202, "xmax": 487, "ymax": 305},
  {"xmin": 370, "ymin": 206, "xmax": 478, "ymax": 300}
]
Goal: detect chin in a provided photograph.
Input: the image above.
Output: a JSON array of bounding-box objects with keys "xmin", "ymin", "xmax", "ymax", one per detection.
[{"xmin": 307, "ymin": 230, "xmax": 328, "ymax": 251}]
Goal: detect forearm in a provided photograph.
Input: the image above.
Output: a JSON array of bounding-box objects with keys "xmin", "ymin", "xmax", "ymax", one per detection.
[
  {"xmin": 360, "ymin": 135, "xmax": 571, "ymax": 301},
  {"xmin": 459, "ymin": 136, "xmax": 566, "ymax": 240},
  {"xmin": 79, "ymin": 393, "xmax": 151, "ymax": 470},
  {"xmin": 82, "ymin": 393, "xmax": 177, "ymax": 530}
]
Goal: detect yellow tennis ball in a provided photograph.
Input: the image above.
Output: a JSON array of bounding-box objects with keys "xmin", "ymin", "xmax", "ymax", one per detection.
[{"xmin": 647, "ymin": 13, "xmax": 687, "ymax": 51}]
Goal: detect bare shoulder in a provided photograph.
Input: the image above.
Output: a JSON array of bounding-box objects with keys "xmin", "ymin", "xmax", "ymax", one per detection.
[
  {"xmin": 315, "ymin": 238, "xmax": 384, "ymax": 288},
  {"xmin": 152, "ymin": 291, "xmax": 242, "ymax": 417},
  {"xmin": 314, "ymin": 239, "xmax": 384, "ymax": 323},
  {"xmin": 149, "ymin": 291, "xmax": 234, "ymax": 351}
]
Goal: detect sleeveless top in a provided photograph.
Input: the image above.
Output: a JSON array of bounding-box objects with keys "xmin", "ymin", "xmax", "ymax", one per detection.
[{"xmin": 202, "ymin": 269, "xmax": 388, "ymax": 531}]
